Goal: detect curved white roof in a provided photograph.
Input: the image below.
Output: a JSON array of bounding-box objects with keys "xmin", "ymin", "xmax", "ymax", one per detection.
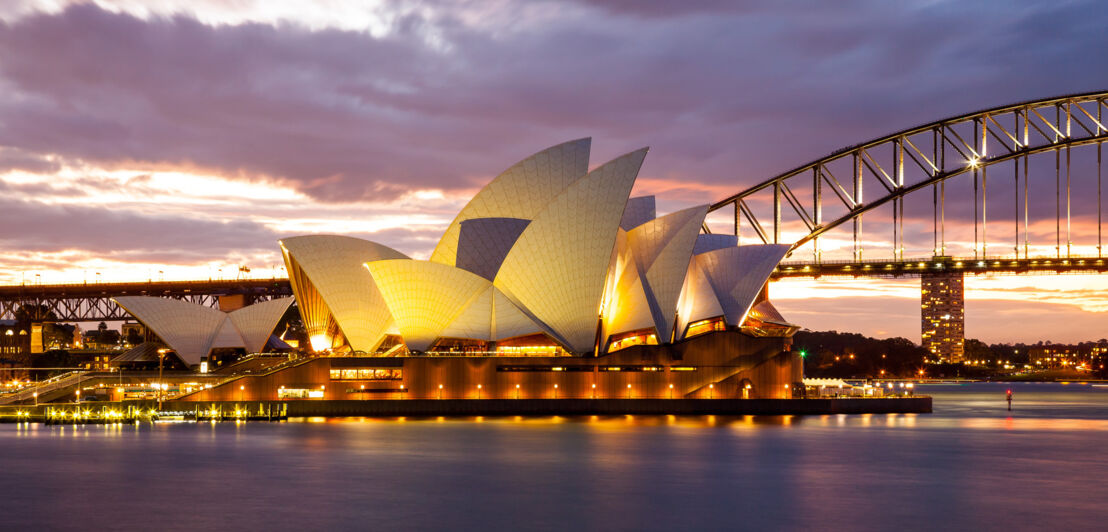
[
  {"xmin": 693, "ymin": 233, "xmax": 738, "ymax": 255},
  {"xmin": 494, "ymin": 148, "xmax": 647, "ymax": 353},
  {"xmin": 694, "ymin": 244, "xmax": 791, "ymax": 327},
  {"xmin": 630, "ymin": 204, "xmax": 709, "ymax": 341},
  {"xmin": 600, "ymin": 226, "xmax": 651, "ymax": 344},
  {"xmin": 430, "ymin": 138, "xmax": 592, "ymax": 267},
  {"xmin": 602, "ymin": 205, "xmax": 708, "ymax": 347},
  {"xmin": 280, "ymin": 235, "xmax": 407, "ymax": 352},
  {"xmin": 228, "ymin": 297, "xmax": 294, "ymax": 353},
  {"xmin": 620, "ymin": 195, "xmax": 656, "ymax": 231},
  {"xmin": 675, "ymin": 256, "xmax": 725, "ymax": 339},
  {"xmin": 115, "ymin": 296, "xmax": 296, "ymax": 364},
  {"xmin": 454, "ymin": 217, "xmax": 531, "ymax": 280},
  {"xmin": 113, "ymin": 296, "xmax": 231, "ymax": 366},
  {"xmin": 365, "ymin": 259, "xmax": 493, "ymax": 352}
]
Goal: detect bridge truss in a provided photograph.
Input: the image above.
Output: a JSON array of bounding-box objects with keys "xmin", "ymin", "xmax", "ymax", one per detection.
[
  {"xmin": 0, "ymin": 279, "xmax": 292, "ymax": 322},
  {"xmin": 709, "ymin": 90, "xmax": 1108, "ymax": 264}
]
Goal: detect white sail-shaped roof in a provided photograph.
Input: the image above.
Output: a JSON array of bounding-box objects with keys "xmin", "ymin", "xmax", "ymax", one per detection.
[
  {"xmin": 602, "ymin": 205, "xmax": 708, "ymax": 347},
  {"xmin": 365, "ymin": 260, "xmax": 492, "ymax": 352},
  {"xmin": 693, "ymin": 233, "xmax": 738, "ymax": 255},
  {"xmin": 630, "ymin": 204, "xmax": 709, "ymax": 341},
  {"xmin": 439, "ymin": 284, "xmax": 494, "ymax": 341},
  {"xmin": 435, "ymin": 283, "xmax": 542, "ymax": 342},
  {"xmin": 494, "ymin": 148, "xmax": 647, "ymax": 353},
  {"xmin": 430, "ymin": 138, "xmax": 592, "ymax": 267},
  {"xmin": 620, "ymin": 195, "xmax": 656, "ymax": 231},
  {"xmin": 229, "ymin": 297, "xmax": 294, "ymax": 353},
  {"xmin": 280, "ymin": 235, "xmax": 407, "ymax": 352},
  {"xmin": 697, "ymin": 244, "xmax": 791, "ymax": 326},
  {"xmin": 491, "ymin": 287, "xmax": 540, "ymax": 340},
  {"xmin": 675, "ymin": 257, "xmax": 725, "ymax": 340},
  {"xmin": 209, "ymin": 319, "xmax": 246, "ymax": 350},
  {"xmin": 115, "ymin": 296, "xmax": 296, "ymax": 364},
  {"xmin": 113, "ymin": 296, "xmax": 229, "ymax": 366}
]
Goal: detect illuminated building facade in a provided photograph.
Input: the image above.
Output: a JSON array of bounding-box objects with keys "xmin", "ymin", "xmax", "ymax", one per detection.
[
  {"xmin": 920, "ymin": 271, "xmax": 964, "ymax": 362},
  {"xmin": 267, "ymin": 139, "xmax": 802, "ymax": 399},
  {"xmin": 120, "ymin": 139, "xmax": 804, "ymax": 400}
]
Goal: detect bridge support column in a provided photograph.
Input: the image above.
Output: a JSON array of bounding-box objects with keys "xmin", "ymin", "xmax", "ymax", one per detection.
[{"xmin": 920, "ymin": 269, "xmax": 964, "ymax": 363}]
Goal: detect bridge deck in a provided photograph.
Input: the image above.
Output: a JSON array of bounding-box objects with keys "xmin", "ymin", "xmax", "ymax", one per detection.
[{"xmin": 772, "ymin": 256, "xmax": 1108, "ymax": 279}]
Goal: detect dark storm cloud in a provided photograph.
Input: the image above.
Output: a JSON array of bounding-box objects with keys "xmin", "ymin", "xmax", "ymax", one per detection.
[{"xmin": 1, "ymin": 2, "xmax": 1105, "ymax": 205}]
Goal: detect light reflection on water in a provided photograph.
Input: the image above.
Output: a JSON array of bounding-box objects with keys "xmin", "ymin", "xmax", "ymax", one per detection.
[{"xmin": 2, "ymin": 382, "xmax": 1107, "ymax": 531}]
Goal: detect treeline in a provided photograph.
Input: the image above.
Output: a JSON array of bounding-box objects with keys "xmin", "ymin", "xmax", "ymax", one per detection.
[
  {"xmin": 794, "ymin": 330, "xmax": 1108, "ymax": 379},
  {"xmin": 794, "ymin": 330, "xmax": 927, "ymax": 378}
]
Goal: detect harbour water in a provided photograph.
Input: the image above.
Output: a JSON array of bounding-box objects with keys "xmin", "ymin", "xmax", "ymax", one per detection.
[{"xmin": 2, "ymin": 382, "xmax": 1107, "ymax": 530}]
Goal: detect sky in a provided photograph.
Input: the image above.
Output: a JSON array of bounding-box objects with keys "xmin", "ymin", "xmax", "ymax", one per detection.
[{"xmin": 2, "ymin": 0, "xmax": 1108, "ymax": 343}]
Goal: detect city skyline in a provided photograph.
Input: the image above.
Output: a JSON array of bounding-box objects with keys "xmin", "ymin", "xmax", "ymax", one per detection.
[{"xmin": 3, "ymin": 1, "xmax": 1108, "ymax": 343}]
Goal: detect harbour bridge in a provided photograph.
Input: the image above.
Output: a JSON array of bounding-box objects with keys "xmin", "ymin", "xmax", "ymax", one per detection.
[
  {"xmin": 1, "ymin": 91, "xmax": 1106, "ymax": 361},
  {"xmin": 707, "ymin": 90, "xmax": 1108, "ymax": 360},
  {"xmin": 0, "ymin": 279, "xmax": 291, "ymax": 323}
]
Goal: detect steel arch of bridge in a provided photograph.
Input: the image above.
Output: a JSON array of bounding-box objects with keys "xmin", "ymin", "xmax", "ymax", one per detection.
[{"xmin": 709, "ymin": 90, "xmax": 1108, "ymax": 262}]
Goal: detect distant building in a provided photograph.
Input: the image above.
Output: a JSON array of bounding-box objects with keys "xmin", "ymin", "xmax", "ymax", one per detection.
[
  {"xmin": 921, "ymin": 271, "xmax": 964, "ymax": 362},
  {"xmin": 0, "ymin": 320, "xmax": 30, "ymax": 359}
]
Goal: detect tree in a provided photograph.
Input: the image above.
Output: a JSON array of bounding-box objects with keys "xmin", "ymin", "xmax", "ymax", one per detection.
[{"xmin": 13, "ymin": 304, "xmax": 58, "ymax": 327}]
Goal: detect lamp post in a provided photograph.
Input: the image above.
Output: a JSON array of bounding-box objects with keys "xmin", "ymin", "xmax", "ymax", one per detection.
[
  {"xmin": 709, "ymin": 383, "xmax": 714, "ymax": 399},
  {"xmin": 32, "ymin": 391, "xmax": 38, "ymax": 407},
  {"xmin": 477, "ymin": 384, "xmax": 483, "ymax": 399},
  {"xmin": 591, "ymin": 383, "xmax": 596, "ymax": 399},
  {"xmin": 156, "ymin": 348, "xmax": 169, "ymax": 410},
  {"xmin": 239, "ymin": 384, "xmax": 244, "ymax": 402},
  {"xmin": 668, "ymin": 383, "xmax": 674, "ymax": 399},
  {"xmin": 626, "ymin": 383, "xmax": 632, "ymax": 399},
  {"xmin": 515, "ymin": 384, "xmax": 520, "ymax": 399},
  {"xmin": 553, "ymin": 384, "xmax": 558, "ymax": 399},
  {"xmin": 438, "ymin": 384, "xmax": 443, "ymax": 399}
]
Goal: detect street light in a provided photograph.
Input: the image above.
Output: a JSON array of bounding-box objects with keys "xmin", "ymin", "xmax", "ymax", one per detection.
[
  {"xmin": 515, "ymin": 383, "xmax": 520, "ymax": 399},
  {"xmin": 669, "ymin": 383, "xmax": 674, "ymax": 399},
  {"xmin": 553, "ymin": 384, "xmax": 558, "ymax": 399},
  {"xmin": 477, "ymin": 384, "xmax": 483, "ymax": 399},
  {"xmin": 156, "ymin": 348, "xmax": 169, "ymax": 410},
  {"xmin": 709, "ymin": 383, "xmax": 714, "ymax": 399},
  {"xmin": 626, "ymin": 383, "xmax": 632, "ymax": 399},
  {"xmin": 591, "ymin": 383, "xmax": 596, "ymax": 399},
  {"xmin": 438, "ymin": 384, "xmax": 443, "ymax": 399}
]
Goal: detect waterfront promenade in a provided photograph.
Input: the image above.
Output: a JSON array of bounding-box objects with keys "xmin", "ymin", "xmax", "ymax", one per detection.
[{"xmin": 0, "ymin": 396, "xmax": 930, "ymax": 423}]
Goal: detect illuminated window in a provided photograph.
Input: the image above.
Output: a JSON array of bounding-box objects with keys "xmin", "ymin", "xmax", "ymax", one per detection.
[
  {"xmin": 686, "ymin": 317, "xmax": 726, "ymax": 338},
  {"xmin": 330, "ymin": 367, "xmax": 403, "ymax": 380},
  {"xmin": 607, "ymin": 329, "xmax": 659, "ymax": 353}
]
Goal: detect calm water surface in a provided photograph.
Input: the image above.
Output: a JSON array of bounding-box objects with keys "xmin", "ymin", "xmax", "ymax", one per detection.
[{"xmin": 2, "ymin": 382, "xmax": 1108, "ymax": 531}]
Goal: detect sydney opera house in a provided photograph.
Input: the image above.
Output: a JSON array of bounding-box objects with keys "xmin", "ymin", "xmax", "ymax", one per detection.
[{"xmin": 115, "ymin": 139, "xmax": 803, "ymax": 401}]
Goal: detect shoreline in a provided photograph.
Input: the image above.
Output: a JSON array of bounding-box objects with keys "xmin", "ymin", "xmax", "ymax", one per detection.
[{"xmin": 0, "ymin": 397, "xmax": 931, "ymax": 423}]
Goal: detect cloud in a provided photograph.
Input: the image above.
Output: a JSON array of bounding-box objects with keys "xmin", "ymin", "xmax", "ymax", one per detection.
[
  {"xmin": 1, "ymin": 1, "xmax": 1107, "ymax": 341},
  {"xmin": 1, "ymin": 2, "xmax": 1103, "ymax": 206}
]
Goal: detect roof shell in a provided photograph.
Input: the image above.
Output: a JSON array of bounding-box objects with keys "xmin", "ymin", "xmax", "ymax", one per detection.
[
  {"xmin": 494, "ymin": 148, "xmax": 647, "ymax": 353},
  {"xmin": 280, "ymin": 235, "xmax": 407, "ymax": 352},
  {"xmin": 696, "ymin": 244, "xmax": 792, "ymax": 326},
  {"xmin": 229, "ymin": 297, "xmax": 294, "ymax": 353},
  {"xmin": 112, "ymin": 296, "xmax": 228, "ymax": 366},
  {"xmin": 365, "ymin": 259, "xmax": 493, "ymax": 352},
  {"xmin": 430, "ymin": 138, "xmax": 591, "ymax": 267}
]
